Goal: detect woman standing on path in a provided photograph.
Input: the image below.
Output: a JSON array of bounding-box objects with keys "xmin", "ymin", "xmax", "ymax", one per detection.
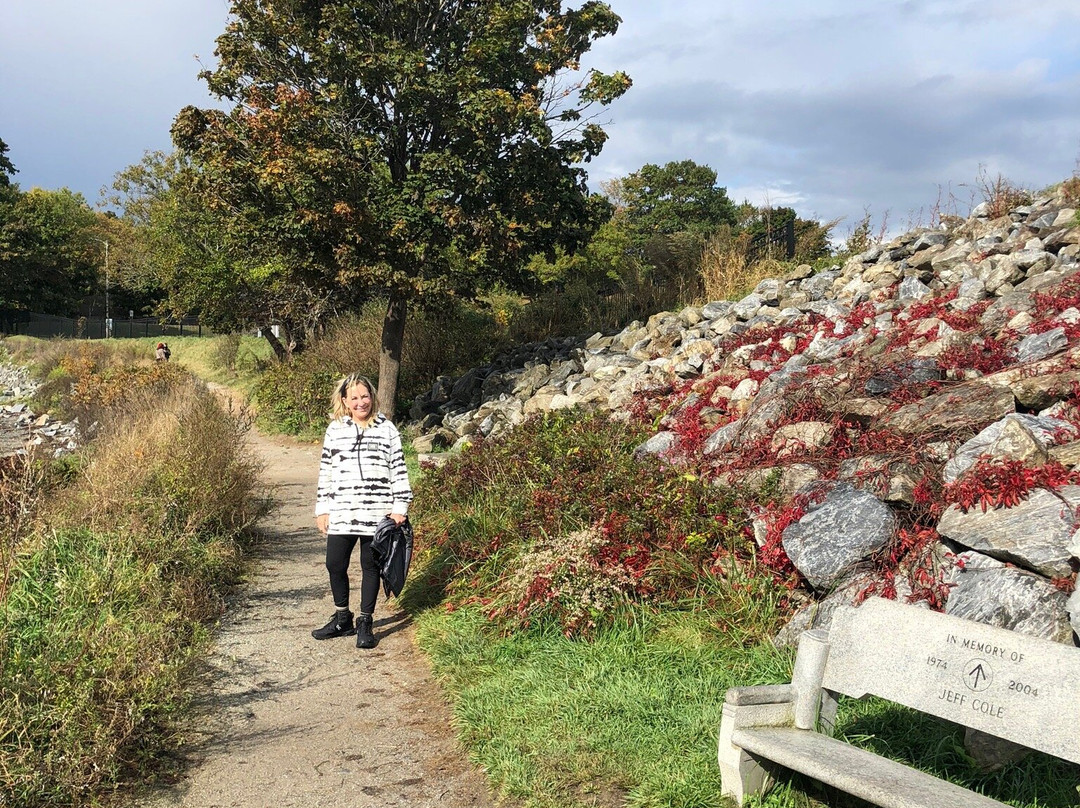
[{"xmin": 313, "ymin": 373, "xmax": 412, "ymax": 649}]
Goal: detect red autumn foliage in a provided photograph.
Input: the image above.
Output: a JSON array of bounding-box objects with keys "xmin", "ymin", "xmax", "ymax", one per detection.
[
  {"xmin": 936, "ymin": 336, "xmax": 1015, "ymax": 375},
  {"xmin": 942, "ymin": 457, "xmax": 1080, "ymax": 512}
]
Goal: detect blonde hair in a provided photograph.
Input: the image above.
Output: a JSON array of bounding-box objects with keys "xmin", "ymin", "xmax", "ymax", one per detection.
[{"xmin": 330, "ymin": 372, "xmax": 378, "ymax": 424}]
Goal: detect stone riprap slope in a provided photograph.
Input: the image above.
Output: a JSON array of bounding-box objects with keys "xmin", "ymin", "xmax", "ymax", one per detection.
[
  {"xmin": 410, "ymin": 188, "xmax": 1080, "ymax": 647},
  {"xmin": 0, "ymin": 363, "xmax": 78, "ymax": 458}
]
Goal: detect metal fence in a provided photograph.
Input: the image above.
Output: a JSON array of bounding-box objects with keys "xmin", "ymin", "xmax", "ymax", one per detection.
[
  {"xmin": 746, "ymin": 219, "xmax": 796, "ymax": 264},
  {"xmin": 0, "ymin": 312, "xmax": 206, "ymax": 339}
]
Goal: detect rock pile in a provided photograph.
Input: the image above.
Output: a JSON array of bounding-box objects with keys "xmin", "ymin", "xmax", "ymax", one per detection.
[
  {"xmin": 1, "ymin": 363, "xmax": 78, "ymax": 458},
  {"xmin": 410, "ymin": 188, "xmax": 1080, "ymax": 648},
  {"xmin": 0, "ymin": 404, "xmax": 80, "ymax": 459},
  {"xmin": 0, "ymin": 360, "xmax": 37, "ymax": 400}
]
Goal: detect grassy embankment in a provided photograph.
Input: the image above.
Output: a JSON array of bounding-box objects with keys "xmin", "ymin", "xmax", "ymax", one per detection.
[
  {"xmin": 0, "ymin": 337, "xmax": 268, "ymax": 807},
  {"xmin": 401, "ymin": 411, "xmax": 1080, "ymax": 808}
]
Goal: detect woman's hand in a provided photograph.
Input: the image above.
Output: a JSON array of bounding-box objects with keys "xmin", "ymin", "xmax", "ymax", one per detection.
[
  {"xmin": 316, "ymin": 513, "xmax": 329, "ymax": 535},
  {"xmin": 388, "ymin": 512, "xmax": 407, "ymax": 526}
]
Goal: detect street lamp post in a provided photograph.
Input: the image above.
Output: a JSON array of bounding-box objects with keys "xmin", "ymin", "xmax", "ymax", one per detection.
[{"xmin": 95, "ymin": 239, "xmax": 110, "ymax": 337}]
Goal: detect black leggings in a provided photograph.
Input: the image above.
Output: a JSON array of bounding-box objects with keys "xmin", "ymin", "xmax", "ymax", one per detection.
[{"xmin": 325, "ymin": 534, "xmax": 380, "ymax": 615}]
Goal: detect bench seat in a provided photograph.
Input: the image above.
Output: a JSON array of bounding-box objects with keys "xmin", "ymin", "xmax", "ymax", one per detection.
[
  {"xmin": 732, "ymin": 726, "xmax": 1008, "ymax": 808},
  {"xmin": 718, "ymin": 598, "xmax": 1080, "ymax": 806}
]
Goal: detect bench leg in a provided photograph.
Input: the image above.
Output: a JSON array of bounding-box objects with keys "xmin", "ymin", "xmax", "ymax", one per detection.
[{"xmin": 718, "ymin": 700, "xmax": 793, "ymax": 805}]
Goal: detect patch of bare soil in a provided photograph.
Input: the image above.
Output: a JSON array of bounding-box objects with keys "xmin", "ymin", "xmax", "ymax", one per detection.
[{"xmin": 131, "ymin": 429, "xmax": 494, "ymax": 808}]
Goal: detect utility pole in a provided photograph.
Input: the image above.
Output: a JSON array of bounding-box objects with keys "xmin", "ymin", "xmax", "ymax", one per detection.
[
  {"xmin": 95, "ymin": 239, "xmax": 110, "ymax": 337},
  {"xmin": 104, "ymin": 239, "xmax": 110, "ymax": 337}
]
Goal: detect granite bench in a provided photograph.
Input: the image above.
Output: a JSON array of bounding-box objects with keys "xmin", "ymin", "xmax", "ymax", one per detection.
[{"xmin": 718, "ymin": 596, "xmax": 1080, "ymax": 808}]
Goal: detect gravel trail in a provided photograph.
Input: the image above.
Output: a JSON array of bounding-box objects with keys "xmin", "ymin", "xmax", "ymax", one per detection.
[{"xmin": 133, "ymin": 429, "xmax": 493, "ymax": 808}]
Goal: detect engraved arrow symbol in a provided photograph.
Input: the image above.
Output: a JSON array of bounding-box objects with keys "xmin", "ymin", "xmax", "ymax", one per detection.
[{"xmin": 968, "ymin": 663, "xmax": 987, "ymax": 689}]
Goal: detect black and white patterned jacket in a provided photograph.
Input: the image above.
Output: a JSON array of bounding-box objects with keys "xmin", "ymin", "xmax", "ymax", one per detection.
[{"xmin": 315, "ymin": 414, "xmax": 412, "ymax": 536}]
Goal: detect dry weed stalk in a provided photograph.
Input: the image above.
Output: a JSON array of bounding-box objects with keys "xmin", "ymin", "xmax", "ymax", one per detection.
[{"xmin": 973, "ymin": 165, "xmax": 1032, "ymax": 219}]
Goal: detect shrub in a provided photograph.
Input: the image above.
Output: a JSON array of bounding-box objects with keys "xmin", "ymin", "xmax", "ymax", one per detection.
[
  {"xmin": 498, "ymin": 528, "xmax": 642, "ymax": 635},
  {"xmin": 254, "ymin": 358, "xmax": 339, "ymax": 437},
  {"xmin": 255, "ymin": 299, "xmax": 506, "ymax": 433},
  {"xmin": 408, "ymin": 410, "xmax": 774, "ymax": 637},
  {"xmin": 213, "ymin": 332, "xmax": 243, "ymax": 371}
]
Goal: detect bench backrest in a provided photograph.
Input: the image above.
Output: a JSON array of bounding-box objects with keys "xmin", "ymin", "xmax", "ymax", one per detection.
[{"xmin": 819, "ymin": 597, "xmax": 1080, "ymax": 765}]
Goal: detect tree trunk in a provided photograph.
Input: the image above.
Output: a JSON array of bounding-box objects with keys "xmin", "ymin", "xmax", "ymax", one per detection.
[
  {"xmin": 378, "ymin": 292, "xmax": 408, "ymax": 417},
  {"xmin": 261, "ymin": 324, "xmax": 288, "ymax": 361}
]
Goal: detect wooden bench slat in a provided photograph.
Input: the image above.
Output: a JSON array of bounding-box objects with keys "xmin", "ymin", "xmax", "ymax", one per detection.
[{"xmin": 732, "ymin": 727, "xmax": 1009, "ymax": 808}]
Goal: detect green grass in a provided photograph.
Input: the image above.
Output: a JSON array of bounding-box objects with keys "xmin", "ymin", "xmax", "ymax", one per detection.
[
  {"xmin": 415, "ymin": 604, "xmax": 1080, "ymax": 808},
  {"xmin": 416, "ymin": 605, "xmax": 794, "ymax": 808},
  {"xmin": 1, "ymin": 528, "xmax": 210, "ymax": 801}
]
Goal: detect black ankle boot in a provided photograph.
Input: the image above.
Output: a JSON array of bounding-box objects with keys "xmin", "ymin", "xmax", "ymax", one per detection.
[
  {"xmin": 312, "ymin": 609, "xmax": 355, "ymax": 640},
  {"xmin": 355, "ymin": 613, "xmax": 377, "ymax": 649}
]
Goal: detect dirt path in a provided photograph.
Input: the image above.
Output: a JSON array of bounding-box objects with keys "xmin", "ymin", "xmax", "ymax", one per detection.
[{"xmin": 133, "ymin": 429, "xmax": 494, "ymax": 808}]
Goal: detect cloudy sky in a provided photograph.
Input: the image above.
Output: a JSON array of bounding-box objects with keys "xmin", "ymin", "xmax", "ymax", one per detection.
[{"xmin": 3, "ymin": 0, "xmax": 1080, "ymax": 238}]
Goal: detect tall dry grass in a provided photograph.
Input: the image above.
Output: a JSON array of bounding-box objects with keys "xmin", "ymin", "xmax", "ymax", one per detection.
[
  {"xmin": 0, "ymin": 347, "xmax": 268, "ymax": 806},
  {"xmin": 0, "ymin": 454, "xmax": 47, "ymax": 608},
  {"xmin": 698, "ymin": 236, "xmax": 789, "ymax": 303},
  {"xmin": 55, "ymin": 378, "xmax": 266, "ymax": 542}
]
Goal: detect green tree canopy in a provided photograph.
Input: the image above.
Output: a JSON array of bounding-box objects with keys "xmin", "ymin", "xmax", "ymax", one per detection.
[
  {"xmin": 735, "ymin": 202, "xmax": 836, "ymax": 262},
  {"xmin": 607, "ymin": 159, "xmax": 737, "ymax": 239},
  {"xmin": 106, "ymin": 150, "xmax": 313, "ymax": 354},
  {"xmin": 172, "ymin": 0, "xmax": 631, "ymax": 410},
  {"xmin": 0, "ymin": 187, "xmax": 100, "ymax": 315},
  {"xmin": 0, "ymin": 137, "xmax": 16, "ymax": 186}
]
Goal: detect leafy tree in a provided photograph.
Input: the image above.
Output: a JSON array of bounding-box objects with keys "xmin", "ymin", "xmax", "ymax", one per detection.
[
  {"xmin": 608, "ymin": 159, "xmax": 736, "ymax": 239},
  {"xmin": 736, "ymin": 202, "xmax": 836, "ymax": 262},
  {"xmin": 107, "ymin": 150, "xmax": 311, "ymax": 353},
  {"xmin": 0, "ymin": 188, "xmax": 99, "ymax": 315},
  {"xmin": 0, "ymin": 137, "xmax": 16, "ymax": 185},
  {"xmin": 525, "ymin": 217, "xmax": 635, "ymax": 290},
  {"xmin": 172, "ymin": 0, "xmax": 631, "ymax": 411}
]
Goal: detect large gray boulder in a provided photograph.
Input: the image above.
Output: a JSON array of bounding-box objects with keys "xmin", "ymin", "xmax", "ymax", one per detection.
[
  {"xmin": 937, "ymin": 486, "xmax": 1080, "ymax": 578},
  {"xmin": 782, "ymin": 481, "xmax": 896, "ymax": 591},
  {"xmin": 880, "ymin": 382, "xmax": 1015, "ymax": 436},
  {"xmin": 945, "ymin": 551, "xmax": 1073, "ymax": 644},
  {"xmin": 942, "ymin": 413, "xmax": 1077, "ymax": 483},
  {"xmin": 1015, "ymin": 327, "xmax": 1068, "ymax": 364},
  {"xmin": 633, "ymin": 431, "xmax": 677, "ymax": 460}
]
